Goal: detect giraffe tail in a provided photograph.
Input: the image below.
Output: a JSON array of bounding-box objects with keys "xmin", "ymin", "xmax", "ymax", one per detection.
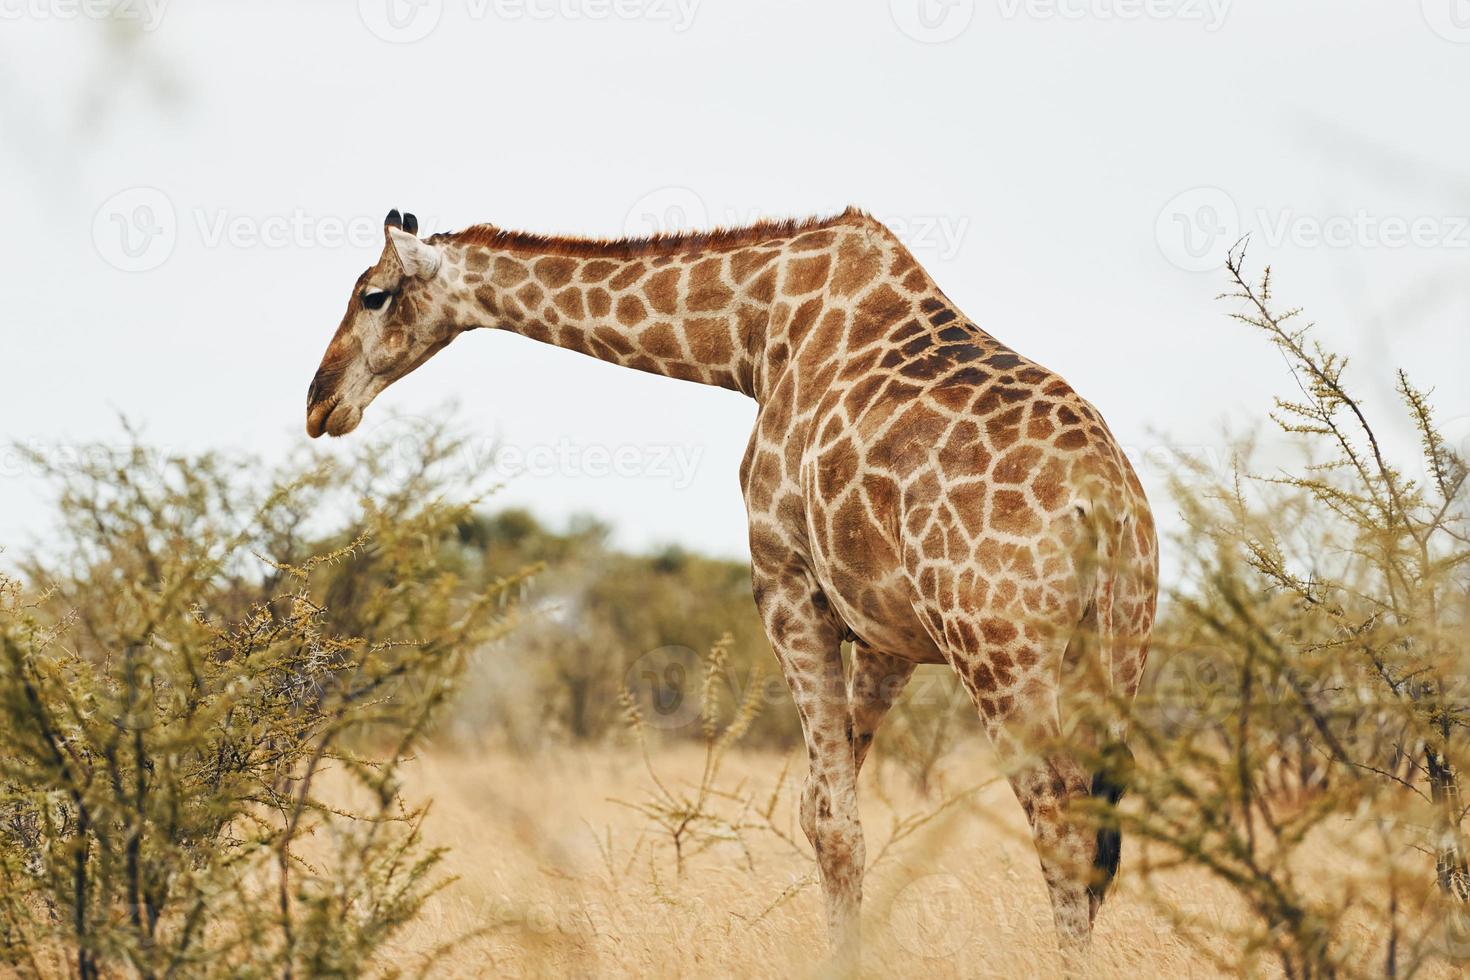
[
  {"xmin": 1081, "ymin": 497, "xmax": 1139, "ymax": 911},
  {"xmin": 1087, "ymin": 738, "xmax": 1134, "ymax": 912}
]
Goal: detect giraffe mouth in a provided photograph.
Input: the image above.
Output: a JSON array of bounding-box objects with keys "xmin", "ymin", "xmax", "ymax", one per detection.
[
  {"xmin": 324, "ymin": 403, "xmax": 363, "ymax": 437},
  {"xmin": 306, "ymin": 395, "xmax": 362, "ymax": 438},
  {"xmin": 305, "ymin": 393, "xmax": 336, "ymax": 438},
  {"xmin": 305, "ymin": 337, "xmax": 451, "ymax": 439}
]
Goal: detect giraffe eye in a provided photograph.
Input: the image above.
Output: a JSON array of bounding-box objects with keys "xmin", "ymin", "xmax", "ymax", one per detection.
[{"xmin": 361, "ymin": 289, "xmax": 391, "ymax": 311}]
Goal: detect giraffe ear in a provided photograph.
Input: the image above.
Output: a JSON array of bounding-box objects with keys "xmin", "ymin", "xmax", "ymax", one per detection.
[{"xmin": 388, "ymin": 226, "xmax": 442, "ymax": 280}]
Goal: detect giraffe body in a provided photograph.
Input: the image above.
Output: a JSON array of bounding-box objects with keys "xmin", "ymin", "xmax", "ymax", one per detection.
[{"xmin": 306, "ymin": 207, "xmax": 1159, "ymax": 960}]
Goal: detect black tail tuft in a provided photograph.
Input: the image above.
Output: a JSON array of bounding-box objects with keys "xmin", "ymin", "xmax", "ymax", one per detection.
[{"xmin": 1087, "ymin": 741, "xmax": 1135, "ymax": 909}]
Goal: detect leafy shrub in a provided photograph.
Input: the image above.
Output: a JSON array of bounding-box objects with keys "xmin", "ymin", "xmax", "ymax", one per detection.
[
  {"xmin": 0, "ymin": 422, "xmax": 521, "ymax": 978},
  {"xmin": 1116, "ymin": 247, "xmax": 1470, "ymax": 978}
]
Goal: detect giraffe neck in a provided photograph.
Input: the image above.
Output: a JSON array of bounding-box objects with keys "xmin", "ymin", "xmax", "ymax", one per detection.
[{"xmin": 429, "ymin": 213, "xmax": 867, "ymax": 401}]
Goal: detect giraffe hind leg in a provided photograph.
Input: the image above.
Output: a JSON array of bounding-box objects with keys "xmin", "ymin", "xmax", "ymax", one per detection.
[
  {"xmin": 752, "ymin": 569, "xmax": 865, "ymax": 962},
  {"xmin": 1057, "ymin": 598, "xmax": 1135, "ymax": 918},
  {"xmin": 848, "ymin": 643, "xmax": 917, "ymax": 777},
  {"xmin": 1005, "ymin": 749, "xmax": 1097, "ymax": 951},
  {"xmin": 938, "ymin": 617, "xmax": 1105, "ymax": 952}
]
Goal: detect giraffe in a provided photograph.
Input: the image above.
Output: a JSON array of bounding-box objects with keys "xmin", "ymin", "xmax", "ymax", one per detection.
[{"xmin": 305, "ymin": 207, "xmax": 1159, "ymax": 962}]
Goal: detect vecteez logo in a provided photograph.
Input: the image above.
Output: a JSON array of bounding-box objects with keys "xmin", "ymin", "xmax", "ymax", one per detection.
[
  {"xmin": 997, "ymin": 0, "xmax": 1231, "ymax": 31},
  {"xmin": 93, "ymin": 187, "xmax": 178, "ymax": 273},
  {"xmin": 1422, "ymin": 0, "xmax": 1470, "ymax": 43},
  {"xmin": 1155, "ymin": 187, "xmax": 1240, "ymax": 273},
  {"xmin": 358, "ymin": 0, "xmax": 443, "ymax": 43},
  {"xmin": 890, "ymin": 0, "xmax": 976, "ymax": 43},
  {"xmin": 0, "ymin": 0, "xmax": 169, "ymax": 30},
  {"xmin": 1156, "ymin": 188, "xmax": 1470, "ymax": 272},
  {"xmin": 358, "ymin": 0, "xmax": 700, "ymax": 41}
]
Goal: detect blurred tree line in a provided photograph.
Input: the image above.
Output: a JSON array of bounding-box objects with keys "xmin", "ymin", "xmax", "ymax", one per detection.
[
  {"xmin": 442, "ymin": 504, "xmax": 977, "ymax": 775},
  {"xmin": 442, "ymin": 508, "xmax": 795, "ymax": 748}
]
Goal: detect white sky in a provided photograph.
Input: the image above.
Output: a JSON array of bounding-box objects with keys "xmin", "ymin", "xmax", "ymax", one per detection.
[{"xmin": 1, "ymin": 0, "xmax": 1467, "ymax": 566}]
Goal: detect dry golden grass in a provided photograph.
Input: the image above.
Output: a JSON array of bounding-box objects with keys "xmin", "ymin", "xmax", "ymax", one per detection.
[{"xmin": 319, "ymin": 739, "xmax": 1447, "ymax": 979}]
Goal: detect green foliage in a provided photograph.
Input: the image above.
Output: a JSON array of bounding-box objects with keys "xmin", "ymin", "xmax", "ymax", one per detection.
[
  {"xmin": 446, "ymin": 510, "xmax": 801, "ymax": 748},
  {"xmin": 443, "ymin": 512, "xmax": 982, "ymax": 762},
  {"xmin": 614, "ymin": 634, "xmax": 766, "ymax": 876},
  {"xmin": 1122, "ymin": 247, "xmax": 1470, "ymax": 978},
  {"xmin": 0, "ymin": 422, "xmax": 522, "ymax": 979},
  {"xmin": 874, "ymin": 671, "xmax": 973, "ymax": 798}
]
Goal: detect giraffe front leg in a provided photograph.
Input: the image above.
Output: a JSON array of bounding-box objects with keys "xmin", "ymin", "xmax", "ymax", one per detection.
[
  {"xmin": 753, "ymin": 571, "xmax": 864, "ymax": 964},
  {"xmin": 848, "ymin": 643, "xmax": 916, "ymax": 778}
]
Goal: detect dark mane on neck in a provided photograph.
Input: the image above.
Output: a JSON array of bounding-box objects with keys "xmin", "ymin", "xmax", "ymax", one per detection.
[{"xmin": 429, "ymin": 206, "xmax": 868, "ymax": 259}]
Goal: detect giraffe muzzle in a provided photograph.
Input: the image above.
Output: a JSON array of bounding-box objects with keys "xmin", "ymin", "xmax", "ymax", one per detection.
[
  {"xmin": 305, "ymin": 396, "xmax": 364, "ymax": 439},
  {"xmin": 305, "ymin": 395, "xmax": 332, "ymax": 438}
]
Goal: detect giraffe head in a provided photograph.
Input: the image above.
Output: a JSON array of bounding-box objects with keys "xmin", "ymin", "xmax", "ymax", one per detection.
[{"xmin": 306, "ymin": 209, "xmax": 454, "ymax": 438}]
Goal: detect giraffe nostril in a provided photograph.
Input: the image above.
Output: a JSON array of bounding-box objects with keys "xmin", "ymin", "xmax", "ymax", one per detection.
[{"xmin": 307, "ymin": 365, "xmax": 336, "ymax": 408}]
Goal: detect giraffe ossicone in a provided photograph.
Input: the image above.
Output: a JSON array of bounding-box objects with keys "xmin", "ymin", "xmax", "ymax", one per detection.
[{"xmin": 305, "ymin": 205, "xmax": 1159, "ymax": 960}]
